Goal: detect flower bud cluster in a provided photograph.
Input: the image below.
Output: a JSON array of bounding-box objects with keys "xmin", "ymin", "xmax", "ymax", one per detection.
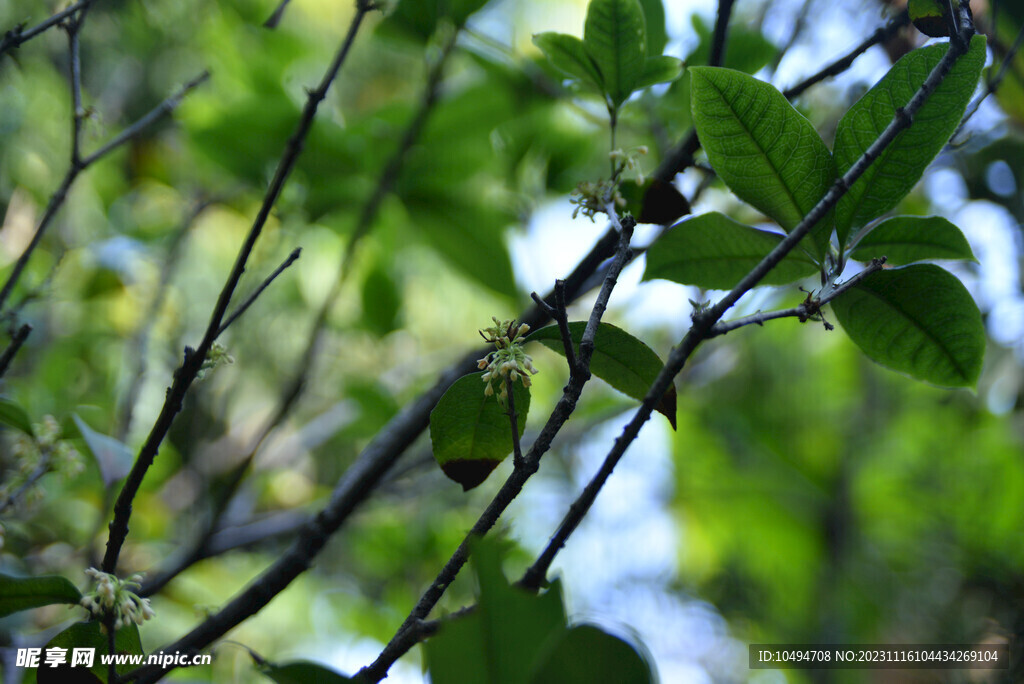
[
  {"xmin": 80, "ymin": 568, "xmax": 155, "ymax": 631},
  {"xmin": 476, "ymin": 318, "xmax": 538, "ymax": 405}
]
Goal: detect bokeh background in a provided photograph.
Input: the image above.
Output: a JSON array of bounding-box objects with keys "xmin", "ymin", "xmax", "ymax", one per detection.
[{"xmin": 1, "ymin": 0, "xmax": 1022, "ymax": 681}]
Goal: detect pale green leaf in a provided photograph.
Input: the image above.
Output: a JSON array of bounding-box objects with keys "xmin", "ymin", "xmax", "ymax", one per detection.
[
  {"xmin": 584, "ymin": 0, "xmax": 648, "ymax": 107},
  {"xmin": 533, "ymin": 33, "xmax": 604, "ymax": 89},
  {"xmin": 633, "ymin": 56, "xmax": 684, "ymax": 90}
]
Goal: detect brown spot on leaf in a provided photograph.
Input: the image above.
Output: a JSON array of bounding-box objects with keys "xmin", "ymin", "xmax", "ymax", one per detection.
[{"xmin": 656, "ymin": 384, "xmax": 678, "ymax": 430}]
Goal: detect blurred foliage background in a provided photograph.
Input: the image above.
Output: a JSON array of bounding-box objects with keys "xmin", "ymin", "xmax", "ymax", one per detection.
[{"xmin": 0, "ymin": 0, "xmax": 1022, "ymax": 681}]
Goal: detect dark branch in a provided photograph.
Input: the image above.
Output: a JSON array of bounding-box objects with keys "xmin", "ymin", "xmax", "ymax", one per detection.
[
  {"xmin": 709, "ymin": 0, "xmax": 737, "ymax": 68},
  {"xmin": 101, "ymin": 5, "xmax": 371, "ymax": 577},
  {"xmin": 216, "ymin": 248, "xmax": 301, "ymax": 338},
  {"xmin": 0, "ymin": 324, "xmax": 32, "ymax": 380},
  {"xmin": 0, "ymin": 0, "xmax": 98, "ymax": 58},
  {"xmin": 519, "ymin": 16, "xmax": 976, "ymax": 594}
]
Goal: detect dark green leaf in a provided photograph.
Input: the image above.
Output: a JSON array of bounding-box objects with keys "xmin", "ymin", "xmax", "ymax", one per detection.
[
  {"xmin": 638, "ymin": 0, "xmax": 667, "ymax": 56},
  {"xmin": 909, "ymin": 0, "xmax": 950, "ymax": 37},
  {"xmin": 690, "ymin": 66, "xmax": 835, "ymax": 256},
  {"xmin": 849, "ymin": 215, "xmax": 977, "ymax": 265},
  {"xmin": 430, "ymin": 373, "xmax": 530, "ymax": 490},
  {"xmin": 583, "ymin": 0, "xmax": 648, "ymax": 108},
  {"xmin": 72, "ymin": 415, "xmax": 134, "ymax": 488},
  {"xmin": 262, "ymin": 661, "xmax": 353, "ymax": 683},
  {"xmin": 0, "ymin": 573, "xmax": 82, "ymax": 618},
  {"xmin": 633, "ymin": 56, "xmax": 684, "ymax": 90},
  {"xmin": 532, "ymin": 33, "xmax": 604, "ymax": 89},
  {"xmin": 426, "ymin": 537, "xmax": 566, "ymax": 684},
  {"xmin": 643, "ymin": 212, "xmax": 819, "ymax": 289},
  {"xmin": 527, "ymin": 322, "xmax": 676, "ymax": 428},
  {"xmin": 0, "ymin": 397, "xmax": 34, "ymax": 436},
  {"xmin": 529, "ymin": 624, "xmax": 653, "ymax": 684},
  {"xmin": 834, "ymin": 36, "xmax": 986, "ymax": 244},
  {"xmin": 378, "ymin": 0, "xmax": 491, "ymax": 42},
  {"xmin": 41, "ymin": 621, "xmax": 143, "ymax": 682},
  {"xmin": 686, "ymin": 14, "xmax": 777, "ymax": 74},
  {"xmin": 830, "ymin": 264, "xmax": 985, "ymax": 387}
]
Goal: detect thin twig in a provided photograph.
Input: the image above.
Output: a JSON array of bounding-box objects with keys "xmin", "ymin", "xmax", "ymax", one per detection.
[
  {"xmin": 0, "ymin": 449, "xmax": 50, "ymax": 515},
  {"xmin": 519, "ymin": 15, "xmax": 977, "ymax": 594},
  {"xmin": 356, "ymin": 214, "xmax": 636, "ymax": 684},
  {"xmin": 530, "ymin": 280, "xmax": 577, "ymax": 371},
  {"xmin": 0, "ymin": 0, "xmax": 98, "ymax": 58},
  {"xmin": 951, "ymin": 19, "xmax": 1024, "ymax": 142},
  {"xmin": 705, "ymin": 258, "xmax": 887, "ymax": 338},
  {"xmin": 216, "ymin": 248, "xmax": 301, "ymax": 338},
  {"xmin": 101, "ymin": 4, "xmax": 372, "ymax": 577},
  {"xmin": 783, "ymin": 9, "xmax": 910, "ymax": 100},
  {"xmin": 263, "ymin": 0, "xmax": 292, "ymax": 29},
  {"xmin": 0, "ymin": 71, "xmax": 210, "ymax": 314},
  {"xmin": 506, "ymin": 377, "xmax": 524, "ymax": 469},
  {"xmin": 0, "ymin": 324, "xmax": 32, "ymax": 380}
]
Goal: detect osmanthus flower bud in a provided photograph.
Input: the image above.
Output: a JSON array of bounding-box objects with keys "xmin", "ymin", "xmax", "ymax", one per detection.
[
  {"xmin": 81, "ymin": 568, "xmax": 155, "ymax": 631},
  {"xmin": 476, "ymin": 317, "xmax": 538, "ymax": 406}
]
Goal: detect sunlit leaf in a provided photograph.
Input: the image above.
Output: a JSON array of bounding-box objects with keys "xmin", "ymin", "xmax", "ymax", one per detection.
[
  {"xmin": 0, "ymin": 573, "xmax": 82, "ymax": 618},
  {"xmin": 532, "ymin": 32, "xmax": 603, "ymax": 89},
  {"xmin": 830, "ymin": 264, "xmax": 985, "ymax": 387},
  {"xmin": 638, "ymin": 0, "xmax": 667, "ymax": 56},
  {"xmin": 633, "ymin": 55, "xmax": 684, "ymax": 90},
  {"xmin": 527, "ymin": 322, "xmax": 676, "ymax": 429},
  {"xmin": 430, "ymin": 373, "xmax": 530, "ymax": 491},
  {"xmin": 643, "ymin": 212, "xmax": 819, "ymax": 289},
  {"xmin": 849, "ymin": 215, "xmax": 976, "ymax": 265},
  {"xmin": 583, "ymin": 0, "xmax": 647, "ymax": 108},
  {"xmin": 690, "ymin": 66, "xmax": 835, "ymax": 256},
  {"xmin": 72, "ymin": 414, "xmax": 134, "ymax": 488},
  {"xmin": 834, "ymin": 36, "xmax": 986, "ymax": 244}
]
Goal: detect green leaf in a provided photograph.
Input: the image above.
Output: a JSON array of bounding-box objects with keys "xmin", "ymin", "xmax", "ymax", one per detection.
[
  {"xmin": 689, "ymin": 66, "xmax": 835, "ymax": 256},
  {"xmin": 430, "ymin": 373, "xmax": 530, "ymax": 490},
  {"xmin": 0, "ymin": 397, "xmax": 34, "ymax": 436},
  {"xmin": 378, "ymin": 0, "xmax": 491, "ymax": 42},
  {"xmin": 0, "ymin": 573, "xmax": 82, "ymax": 618},
  {"xmin": 527, "ymin": 322, "xmax": 676, "ymax": 429},
  {"xmin": 834, "ymin": 35, "xmax": 986, "ymax": 244},
  {"xmin": 71, "ymin": 415, "xmax": 134, "ymax": 487},
  {"xmin": 909, "ymin": 0, "xmax": 950, "ymax": 37},
  {"xmin": 262, "ymin": 661, "xmax": 353, "ymax": 683},
  {"xmin": 426, "ymin": 537, "xmax": 567, "ymax": 684},
  {"xmin": 642, "ymin": 212, "xmax": 820, "ymax": 289},
  {"xmin": 633, "ymin": 55, "xmax": 684, "ymax": 90},
  {"xmin": 584, "ymin": 0, "xmax": 648, "ymax": 108},
  {"xmin": 39, "ymin": 621, "xmax": 143, "ymax": 683},
  {"xmin": 638, "ymin": 0, "xmax": 667, "ymax": 56},
  {"xmin": 532, "ymin": 33, "xmax": 604, "ymax": 89},
  {"xmin": 529, "ymin": 624, "xmax": 653, "ymax": 684},
  {"xmin": 360, "ymin": 262, "xmax": 402, "ymax": 337},
  {"xmin": 849, "ymin": 215, "xmax": 977, "ymax": 265},
  {"xmin": 830, "ymin": 264, "xmax": 985, "ymax": 387},
  {"xmin": 686, "ymin": 14, "xmax": 777, "ymax": 74}
]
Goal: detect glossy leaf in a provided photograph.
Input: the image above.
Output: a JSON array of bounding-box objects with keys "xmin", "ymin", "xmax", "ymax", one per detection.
[
  {"xmin": 72, "ymin": 414, "xmax": 134, "ymax": 487},
  {"xmin": 533, "ymin": 33, "xmax": 603, "ymax": 89},
  {"xmin": 633, "ymin": 55, "xmax": 685, "ymax": 90},
  {"xmin": 638, "ymin": 0, "xmax": 668, "ymax": 56},
  {"xmin": 690, "ymin": 67, "xmax": 835, "ymax": 255},
  {"xmin": 643, "ymin": 212, "xmax": 820, "ymax": 289},
  {"xmin": 834, "ymin": 35, "xmax": 986, "ymax": 244},
  {"xmin": 527, "ymin": 322, "xmax": 676, "ymax": 429},
  {"xmin": 529, "ymin": 624, "xmax": 653, "ymax": 684},
  {"xmin": 830, "ymin": 264, "xmax": 985, "ymax": 387},
  {"xmin": 40, "ymin": 621, "xmax": 142, "ymax": 683},
  {"xmin": 0, "ymin": 573, "xmax": 82, "ymax": 618},
  {"xmin": 430, "ymin": 373, "xmax": 530, "ymax": 490},
  {"xmin": 0, "ymin": 397, "xmax": 34, "ymax": 436},
  {"xmin": 426, "ymin": 538, "xmax": 566, "ymax": 684},
  {"xmin": 262, "ymin": 661, "xmax": 353, "ymax": 683},
  {"xmin": 849, "ymin": 215, "xmax": 977, "ymax": 265},
  {"xmin": 584, "ymin": 0, "xmax": 648, "ymax": 107}
]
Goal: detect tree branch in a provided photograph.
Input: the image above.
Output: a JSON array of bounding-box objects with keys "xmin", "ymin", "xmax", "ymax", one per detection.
[
  {"xmin": 709, "ymin": 0, "xmax": 737, "ymax": 69},
  {"xmin": 0, "ymin": 324, "xmax": 31, "ymax": 380},
  {"xmin": 216, "ymin": 248, "xmax": 301, "ymax": 338},
  {"xmin": 519, "ymin": 15, "xmax": 976, "ymax": 595},
  {"xmin": 0, "ymin": 0, "xmax": 98, "ymax": 58},
  {"xmin": 101, "ymin": 3, "xmax": 372, "ymax": 576},
  {"xmin": 0, "ymin": 71, "xmax": 209, "ymax": 315},
  {"xmin": 356, "ymin": 215, "xmax": 636, "ymax": 684}
]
